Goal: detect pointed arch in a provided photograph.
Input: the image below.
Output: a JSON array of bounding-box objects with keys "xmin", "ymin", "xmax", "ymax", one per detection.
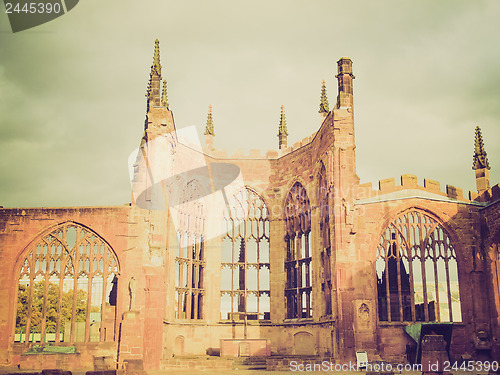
[
  {"xmin": 14, "ymin": 222, "xmax": 120, "ymax": 344},
  {"xmin": 220, "ymin": 187, "xmax": 270, "ymax": 321},
  {"xmin": 174, "ymin": 178, "xmax": 207, "ymax": 320},
  {"xmin": 284, "ymin": 182, "xmax": 312, "ymax": 319},
  {"xmin": 376, "ymin": 209, "xmax": 462, "ymax": 323}
]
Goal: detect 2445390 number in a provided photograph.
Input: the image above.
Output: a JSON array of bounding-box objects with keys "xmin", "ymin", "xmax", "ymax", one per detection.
[
  {"xmin": 443, "ymin": 361, "xmax": 499, "ymax": 372},
  {"xmin": 5, "ymin": 2, "xmax": 62, "ymax": 14}
]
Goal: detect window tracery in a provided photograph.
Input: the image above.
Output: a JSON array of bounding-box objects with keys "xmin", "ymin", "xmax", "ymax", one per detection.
[
  {"xmin": 175, "ymin": 181, "xmax": 205, "ymax": 319},
  {"xmin": 15, "ymin": 223, "xmax": 119, "ymax": 343},
  {"xmin": 376, "ymin": 210, "xmax": 461, "ymax": 322},
  {"xmin": 220, "ymin": 188, "xmax": 270, "ymax": 321},
  {"xmin": 285, "ymin": 182, "xmax": 312, "ymax": 319}
]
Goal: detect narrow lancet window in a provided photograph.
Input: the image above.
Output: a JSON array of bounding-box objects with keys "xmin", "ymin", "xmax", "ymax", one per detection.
[
  {"xmin": 318, "ymin": 163, "xmax": 332, "ymax": 317},
  {"xmin": 285, "ymin": 182, "xmax": 312, "ymax": 319},
  {"xmin": 174, "ymin": 181, "xmax": 206, "ymax": 320}
]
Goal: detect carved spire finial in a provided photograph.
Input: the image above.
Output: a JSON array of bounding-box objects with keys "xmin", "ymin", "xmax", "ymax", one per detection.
[
  {"xmin": 278, "ymin": 105, "xmax": 288, "ymax": 135},
  {"xmin": 278, "ymin": 105, "xmax": 288, "ymax": 150},
  {"xmin": 151, "ymin": 39, "xmax": 161, "ymax": 77},
  {"xmin": 319, "ymin": 80, "xmax": 329, "ymax": 113},
  {"xmin": 204, "ymin": 105, "xmax": 214, "ymax": 136},
  {"xmin": 473, "ymin": 126, "xmax": 490, "ymax": 170},
  {"xmin": 146, "ymin": 39, "xmax": 163, "ymax": 107},
  {"xmin": 161, "ymin": 80, "xmax": 169, "ymax": 108}
]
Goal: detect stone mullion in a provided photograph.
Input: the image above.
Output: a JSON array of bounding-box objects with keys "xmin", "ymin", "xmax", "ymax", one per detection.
[
  {"xmin": 40, "ymin": 277, "xmax": 49, "ymax": 343},
  {"xmin": 55, "ymin": 256, "xmax": 66, "ymax": 343},
  {"xmin": 407, "ymin": 221, "xmax": 416, "ymax": 322},
  {"xmin": 396, "ymin": 233, "xmax": 403, "ymax": 321},
  {"xmin": 186, "ymin": 235, "xmax": 193, "ymax": 319},
  {"xmin": 70, "ymin": 242, "xmax": 80, "ymax": 343},
  {"xmin": 192, "ymin": 290, "xmax": 199, "ymax": 319},
  {"xmin": 445, "ymin": 252, "xmax": 452, "ymax": 322},
  {"xmin": 306, "ymin": 234, "xmax": 311, "ymax": 287},
  {"xmin": 192, "ymin": 262, "xmax": 198, "ymax": 290},
  {"xmin": 100, "ymin": 249, "xmax": 109, "ymax": 341},
  {"xmin": 384, "ymin": 243, "xmax": 391, "ymax": 322},
  {"xmin": 296, "ymin": 233, "xmax": 301, "ymax": 318},
  {"xmin": 306, "ymin": 290, "xmax": 312, "ymax": 318},
  {"xmin": 421, "ymin": 234, "xmax": 429, "ymax": 322},
  {"xmin": 176, "ymin": 289, "xmax": 182, "ymax": 319},
  {"xmin": 85, "ymin": 243, "xmax": 95, "ymax": 342},
  {"xmin": 432, "ymin": 234, "xmax": 441, "ymax": 322},
  {"xmin": 178, "ymin": 259, "xmax": 184, "ymax": 290},
  {"xmin": 231, "ymin": 239, "xmax": 235, "ymax": 293},
  {"xmin": 25, "ymin": 270, "xmax": 35, "ymax": 345},
  {"xmin": 256, "ymin": 238, "xmax": 260, "ymax": 316},
  {"xmin": 40, "ymin": 246, "xmax": 50, "ymax": 343}
]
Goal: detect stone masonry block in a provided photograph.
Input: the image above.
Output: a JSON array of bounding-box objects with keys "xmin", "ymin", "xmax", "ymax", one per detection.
[
  {"xmin": 446, "ymin": 184, "xmax": 463, "ymax": 199},
  {"xmin": 424, "ymin": 178, "xmax": 440, "ymax": 193},
  {"xmin": 379, "ymin": 178, "xmax": 395, "ymax": 192},
  {"xmin": 401, "ymin": 174, "xmax": 417, "ymax": 188}
]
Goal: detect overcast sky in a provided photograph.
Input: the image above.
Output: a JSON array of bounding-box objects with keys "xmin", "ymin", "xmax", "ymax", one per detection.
[{"xmin": 1, "ymin": 0, "xmax": 499, "ymax": 207}]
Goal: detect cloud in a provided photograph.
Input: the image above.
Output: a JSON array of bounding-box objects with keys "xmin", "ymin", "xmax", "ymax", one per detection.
[{"xmin": 0, "ymin": 0, "xmax": 499, "ymax": 206}]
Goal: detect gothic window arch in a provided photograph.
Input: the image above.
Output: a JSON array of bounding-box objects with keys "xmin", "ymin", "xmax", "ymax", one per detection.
[
  {"xmin": 15, "ymin": 223, "xmax": 119, "ymax": 343},
  {"xmin": 220, "ymin": 188, "xmax": 270, "ymax": 320},
  {"xmin": 285, "ymin": 182, "xmax": 312, "ymax": 319},
  {"xmin": 318, "ymin": 163, "xmax": 332, "ymax": 317},
  {"xmin": 174, "ymin": 180, "xmax": 206, "ymax": 320},
  {"xmin": 376, "ymin": 210, "xmax": 462, "ymax": 322}
]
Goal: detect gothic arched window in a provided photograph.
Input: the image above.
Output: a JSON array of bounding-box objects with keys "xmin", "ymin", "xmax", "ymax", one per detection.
[
  {"xmin": 318, "ymin": 163, "xmax": 332, "ymax": 317},
  {"xmin": 15, "ymin": 223, "xmax": 119, "ymax": 343},
  {"xmin": 285, "ymin": 182, "xmax": 312, "ymax": 319},
  {"xmin": 376, "ymin": 210, "xmax": 462, "ymax": 322},
  {"xmin": 174, "ymin": 180, "xmax": 206, "ymax": 320},
  {"xmin": 220, "ymin": 188, "xmax": 270, "ymax": 321}
]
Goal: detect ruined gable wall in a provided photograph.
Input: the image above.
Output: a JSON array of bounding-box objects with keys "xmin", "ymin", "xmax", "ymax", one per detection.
[
  {"xmin": 0, "ymin": 206, "xmax": 131, "ymax": 366},
  {"xmin": 352, "ymin": 194, "xmax": 483, "ymax": 361}
]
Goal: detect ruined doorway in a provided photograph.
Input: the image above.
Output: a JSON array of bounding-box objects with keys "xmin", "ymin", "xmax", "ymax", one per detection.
[
  {"xmin": 293, "ymin": 332, "xmax": 315, "ymax": 356},
  {"xmin": 174, "ymin": 335, "xmax": 185, "ymax": 356}
]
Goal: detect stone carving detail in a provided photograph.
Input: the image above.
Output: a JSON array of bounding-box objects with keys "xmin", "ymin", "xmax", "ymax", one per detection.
[
  {"xmin": 129, "ymin": 276, "xmax": 137, "ymax": 311},
  {"xmin": 358, "ymin": 303, "xmax": 370, "ymax": 330}
]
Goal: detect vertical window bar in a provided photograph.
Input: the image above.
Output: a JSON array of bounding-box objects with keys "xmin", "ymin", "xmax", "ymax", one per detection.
[
  {"xmin": 100, "ymin": 249, "xmax": 109, "ymax": 341},
  {"xmin": 432, "ymin": 232, "xmax": 441, "ymax": 322},
  {"xmin": 40, "ymin": 257, "xmax": 49, "ymax": 343},
  {"xmin": 24, "ymin": 273, "xmax": 34, "ymax": 345},
  {"xmin": 55, "ymin": 260, "xmax": 65, "ymax": 344},
  {"xmin": 384, "ymin": 245, "xmax": 391, "ymax": 322},
  {"xmin": 70, "ymin": 247, "xmax": 79, "ymax": 343},
  {"xmin": 396, "ymin": 236, "xmax": 403, "ymax": 322},
  {"xmin": 84, "ymin": 243, "xmax": 94, "ymax": 343}
]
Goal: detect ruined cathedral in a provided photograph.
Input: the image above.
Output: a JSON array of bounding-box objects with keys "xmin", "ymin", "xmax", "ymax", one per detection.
[{"xmin": 1, "ymin": 39, "xmax": 500, "ymax": 371}]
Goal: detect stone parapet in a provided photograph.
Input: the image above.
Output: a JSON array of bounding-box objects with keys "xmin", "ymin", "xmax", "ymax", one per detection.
[{"xmin": 355, "ymin": 175, "xmax": 474, "ymax": 204}]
